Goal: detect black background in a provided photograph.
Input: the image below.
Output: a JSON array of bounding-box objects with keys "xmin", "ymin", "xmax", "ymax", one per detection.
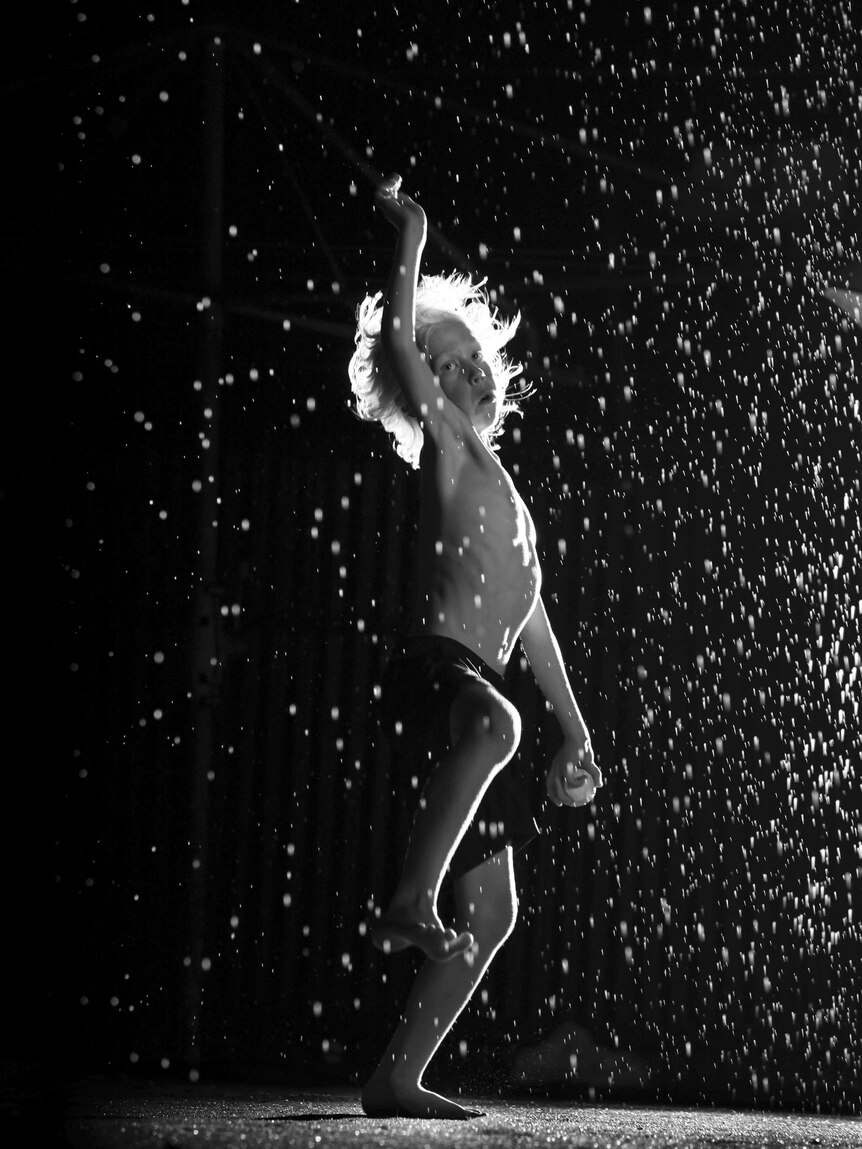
[{"xmin": 5, "ymin": 0, "xmax": 861, "ymax": 1112}]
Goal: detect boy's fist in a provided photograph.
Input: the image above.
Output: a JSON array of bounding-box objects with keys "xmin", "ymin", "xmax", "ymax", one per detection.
[
  {"xmin": 375, "ymin": 173, "xmax": 427, "ymax": 235},
  {"xmin": 547, "ymin": 738, "xmax": 602, "ymax": 808}
]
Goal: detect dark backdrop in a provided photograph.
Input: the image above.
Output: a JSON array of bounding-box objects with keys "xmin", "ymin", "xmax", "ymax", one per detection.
[{"xmin": 6, "ymin": 0, "xmax": 860, "ymax": 1113}]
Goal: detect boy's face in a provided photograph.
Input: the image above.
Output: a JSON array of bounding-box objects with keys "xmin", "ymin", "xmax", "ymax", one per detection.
[{"xmin": 425, "ymin": 319, "xmax": 498, "ymax": 432}]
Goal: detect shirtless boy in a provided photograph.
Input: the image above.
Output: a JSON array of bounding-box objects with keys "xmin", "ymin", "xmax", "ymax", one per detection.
[{"xmin": 349, "ymin": 174, "xmax": 602, "ymax": 1118}]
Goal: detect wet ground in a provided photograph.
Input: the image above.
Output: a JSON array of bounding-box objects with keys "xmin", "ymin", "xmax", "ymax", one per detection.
[{"xmin": 40, "ymin": 1080, "xmax": 862, "ymax": 1149}]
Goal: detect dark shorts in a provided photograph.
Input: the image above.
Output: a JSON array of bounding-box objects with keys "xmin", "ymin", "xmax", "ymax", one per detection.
[{"xmin": 380, "ymin": 634, "xmax": 540, "ymax": 882}]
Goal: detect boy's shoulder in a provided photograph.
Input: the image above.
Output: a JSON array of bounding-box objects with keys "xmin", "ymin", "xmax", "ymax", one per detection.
[{"xmin": 420, "ymin": 424, "xmax": 499, "ymax": 490}]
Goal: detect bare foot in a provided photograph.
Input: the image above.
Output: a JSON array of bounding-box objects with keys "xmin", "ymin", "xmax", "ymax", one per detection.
[
  {"xmin": 370, "ymin": 918, "xmax": 473, "ymax": 961},
  {"xmin": 361, "ymin": 1074, "xmax": 483, "ymax": 1119}
]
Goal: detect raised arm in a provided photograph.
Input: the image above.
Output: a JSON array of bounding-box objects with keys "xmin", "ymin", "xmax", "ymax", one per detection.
[{"xmin": 375, "ymin": 176, "xmax": 462, "ymax": 438}]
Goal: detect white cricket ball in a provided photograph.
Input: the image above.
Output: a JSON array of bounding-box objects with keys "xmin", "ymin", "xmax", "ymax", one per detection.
[{"xmin": 565, "ymin": 770, "xmax": 596, "ymax": 806}]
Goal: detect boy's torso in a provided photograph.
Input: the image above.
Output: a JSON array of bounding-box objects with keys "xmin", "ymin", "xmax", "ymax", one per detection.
[{"xmin": 411, "ymin": 426, "xmax": 541, "ymax": 674}]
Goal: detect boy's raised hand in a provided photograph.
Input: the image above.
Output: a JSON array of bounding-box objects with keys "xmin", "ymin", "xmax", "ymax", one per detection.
[
  {"xmin": 547, "ymin": 738, "xmax": 602, "ymax": 808},
  {"xmin": 374, "ymin": 173, "xmax": 427, "ymax": 236}
]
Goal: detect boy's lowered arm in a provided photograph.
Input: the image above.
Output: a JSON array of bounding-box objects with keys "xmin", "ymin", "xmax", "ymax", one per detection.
[{"xmin": 520, "ymin": 594, "xmax": 591, "ymax": 746}]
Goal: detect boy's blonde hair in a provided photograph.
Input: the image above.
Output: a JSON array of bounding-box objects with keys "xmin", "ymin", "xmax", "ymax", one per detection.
[{"xmin": 349, "ymin": 272, "xmax": 523, "ymax": 468}]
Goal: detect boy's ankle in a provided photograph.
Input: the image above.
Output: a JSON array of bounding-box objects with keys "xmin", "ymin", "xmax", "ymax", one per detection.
[
  {"xmin": 384, "ymin": 1058, "xmax": 422, "ymax": 1088},
  {"xmin": 386, "ymin": 889, "xmax": 436, "ymax": 922}
]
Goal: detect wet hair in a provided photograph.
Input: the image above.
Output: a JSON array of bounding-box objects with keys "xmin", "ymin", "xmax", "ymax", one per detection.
[{"xmin": 349, "ymin": 272, "xmax": 524, "ymax": 469}]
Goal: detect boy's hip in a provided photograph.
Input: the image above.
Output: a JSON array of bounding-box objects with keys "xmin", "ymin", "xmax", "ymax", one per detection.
[
  {"xmin": 381, "ymin": 633, "xmax": 510, "ymax": 747},
  {"xmin": 389, "ymin": 633, "xmax": 506, "ymax": 690}
]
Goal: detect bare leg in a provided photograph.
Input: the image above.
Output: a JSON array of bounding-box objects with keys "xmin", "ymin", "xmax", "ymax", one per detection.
[
  {"xmin": 372, "ymin": 684, "xmax": 520, "ymax": 963},
  {"xmin": 363, "ymin": 847, "xmax": 518, "ymax": 1119}
]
